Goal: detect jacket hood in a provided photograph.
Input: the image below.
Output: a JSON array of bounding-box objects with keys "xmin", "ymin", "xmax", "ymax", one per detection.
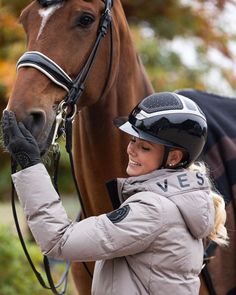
[{"xmin": 117, "ymin": 168, "xmax": 215, "ymax": 239}]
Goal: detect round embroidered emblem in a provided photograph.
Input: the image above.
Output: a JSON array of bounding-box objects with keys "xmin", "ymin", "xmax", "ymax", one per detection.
[{"xmin": 106, "ymin": 205, "xmax": 130, "ymax": 223}]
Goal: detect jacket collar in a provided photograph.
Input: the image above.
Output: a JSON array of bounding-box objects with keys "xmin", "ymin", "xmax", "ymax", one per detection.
[{"xmin": 106, "ymin": 169, "xmax": 180, "ymax": 207}]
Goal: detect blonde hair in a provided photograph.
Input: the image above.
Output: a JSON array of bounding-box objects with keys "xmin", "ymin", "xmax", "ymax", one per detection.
[{"xmin": 188, "ymin": 162, "xmax": 229, "ymax": 246}]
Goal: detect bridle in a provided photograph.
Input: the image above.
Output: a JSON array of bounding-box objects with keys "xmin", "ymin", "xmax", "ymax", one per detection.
[
  {"xmin": 17, "ymin": 0, "xmax": 114, "ymax": 166},
  {"xmin": 17, "ymin": 0, "xmax": 113, "ymax": 109},
  {"xmin": 12, "ymin": 0, "xmax": 113, "ymax": 294}
]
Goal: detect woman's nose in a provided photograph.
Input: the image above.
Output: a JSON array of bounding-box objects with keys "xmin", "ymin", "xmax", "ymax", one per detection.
[{"xmin": 127, "ymin": 142, "xmax": 136, "ymax": 156}]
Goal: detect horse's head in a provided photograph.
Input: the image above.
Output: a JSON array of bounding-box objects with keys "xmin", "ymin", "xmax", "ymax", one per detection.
[{"xmin": 7, "ymin": 0, "xmax": 114, "ymax": 154}]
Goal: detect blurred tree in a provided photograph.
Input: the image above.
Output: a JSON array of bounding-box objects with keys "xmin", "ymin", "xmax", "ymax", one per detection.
[
  {"xmin": 121, "ymin": 0, "xmax": 236, "ymax": 93},
  {"xmin": 0, "ymin": 2, "xmax": 28, "ymax": 200},
  {"xmin": 0, "ymin": 3, "xmax": 26, "ymax": 98}
]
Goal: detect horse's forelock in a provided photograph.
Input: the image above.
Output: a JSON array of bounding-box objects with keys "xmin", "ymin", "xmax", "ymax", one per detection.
[{"xmin": 38, "ymin": 0, "xmax": 64, "ymax": 7}]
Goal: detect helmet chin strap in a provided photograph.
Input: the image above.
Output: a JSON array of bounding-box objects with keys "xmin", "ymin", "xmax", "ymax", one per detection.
[
  {"xmin": 160, "ymin": 146, "xmax": 170, "ymax": 169},
  {"xmin": 160, "ymin": 147, "xmax": 189, "ymax": 169}
]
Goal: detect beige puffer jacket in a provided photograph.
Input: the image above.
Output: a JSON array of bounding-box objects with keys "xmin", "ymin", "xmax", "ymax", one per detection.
[{"xmin": 12, "ymin": 164, "xmax": 215, "ymax": 295}]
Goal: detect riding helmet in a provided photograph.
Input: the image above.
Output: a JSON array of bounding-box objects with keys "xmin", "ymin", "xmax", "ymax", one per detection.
[{"xmin": 115, "ymin": 92, "xmax": 207, "ymax": 167}]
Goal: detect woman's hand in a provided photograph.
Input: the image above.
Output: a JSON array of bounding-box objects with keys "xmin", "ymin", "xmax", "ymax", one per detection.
[{"xmin": 2, "ymin": 110, "xmax": 41, "ymax": 169}]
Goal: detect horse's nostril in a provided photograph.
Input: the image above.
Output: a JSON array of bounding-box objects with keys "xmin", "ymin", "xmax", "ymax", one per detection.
[{"xmin": 25, "ymin": 110, "xmax": 46, "ymax": 138}]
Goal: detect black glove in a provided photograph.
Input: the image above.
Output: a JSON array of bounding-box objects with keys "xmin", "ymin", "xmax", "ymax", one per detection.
[{"xmin": 2, "ymin": 110, "xmax": 41, "ymax": 169}]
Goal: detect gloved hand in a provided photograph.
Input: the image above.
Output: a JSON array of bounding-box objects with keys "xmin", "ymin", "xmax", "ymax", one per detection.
[{"xmin": 2, "ymin": 110, "xmax": 41, "ymax": 169}]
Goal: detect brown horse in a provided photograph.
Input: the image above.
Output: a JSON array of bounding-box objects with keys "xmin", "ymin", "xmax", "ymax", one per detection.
[
  {"xmin": 6, "ymin": 0, "xmax": 153, "ymax": 294},
  {"xmin": 5, "ymin": 1, "xmax": 233, "ymax": 295}
]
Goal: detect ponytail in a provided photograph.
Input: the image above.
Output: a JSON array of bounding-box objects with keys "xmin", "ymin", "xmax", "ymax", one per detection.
[
  {"xmin": 208, "ymin": 191, "xmax": 228, "ymax": 246},
  {"xmin": 188, "ymin": 162, "xmax": 229, "ymax": 246}
]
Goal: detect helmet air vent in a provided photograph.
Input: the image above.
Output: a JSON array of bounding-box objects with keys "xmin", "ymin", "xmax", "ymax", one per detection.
[{"xmin": 140, "ymin": 92, "xmax": 183, "ymax": 113}]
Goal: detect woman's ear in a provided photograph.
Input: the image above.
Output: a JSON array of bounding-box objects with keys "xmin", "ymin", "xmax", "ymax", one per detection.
[{"xmin": 167, "ymin": 149, "xmax": 184, "ymax": 167}]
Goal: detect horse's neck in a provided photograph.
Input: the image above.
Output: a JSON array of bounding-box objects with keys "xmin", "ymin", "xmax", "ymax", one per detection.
[
  {"xmin": 74, "ymin": 1, "xmax": 153, "ymax": 144},
  {"xmin": 117, "ymin": 55, "xmax": 153, "ymax": 108},
  {"xmin": 113, "ymin": 9, "xmax": 153, "ymax": 108},
  {"xmin": 72, "ymin": 6, "xmax": 153, "ymax": 215},
  {"xmin": 78, "ymin": 18, "xmax": 153, "ymax": 122},
  {"xmin": 86, "ymin": 50, "xmax": 153, "ymax": 133},
  {"xmin": 73, "ymin": 49, "xmax": 152, "ymax": 179}
]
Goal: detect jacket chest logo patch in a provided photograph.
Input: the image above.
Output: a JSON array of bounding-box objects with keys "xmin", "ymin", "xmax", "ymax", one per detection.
[{"xmin": 106, "ymin": 205, "xmax": 130, "ymax": 223}]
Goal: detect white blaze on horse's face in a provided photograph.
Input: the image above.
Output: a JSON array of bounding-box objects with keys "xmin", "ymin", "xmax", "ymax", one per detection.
[{"xmin": 37, "ymin": 3, "xmax": 64, "ymax": 40}]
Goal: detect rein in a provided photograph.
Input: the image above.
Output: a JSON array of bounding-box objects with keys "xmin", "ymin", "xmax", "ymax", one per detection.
[
  {"xmin": 12, "ymin": 0, "xmax": 113, "ymax": 293},
  {"xmin": 11, "ymin": 155, "xmax": 70, "ymax": 295}
]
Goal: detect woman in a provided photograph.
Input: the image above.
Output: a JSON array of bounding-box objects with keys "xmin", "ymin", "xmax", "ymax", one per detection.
[{"xmin": 2, "ymin": 92, "xmax": 228, "ymax": 295}]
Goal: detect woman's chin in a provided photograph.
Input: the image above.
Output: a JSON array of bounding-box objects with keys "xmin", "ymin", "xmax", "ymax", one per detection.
[{"xmin": 126, "ymin": 165, "xmax": 142, "ymax": 177}]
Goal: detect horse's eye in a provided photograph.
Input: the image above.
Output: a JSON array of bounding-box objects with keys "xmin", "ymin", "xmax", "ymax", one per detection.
[{"xmin": 76, "ymin": 13, "xmax": 95, "ymax": 28}]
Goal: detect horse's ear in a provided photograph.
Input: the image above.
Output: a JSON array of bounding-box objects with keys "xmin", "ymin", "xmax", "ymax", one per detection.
[{"xmin": 38, "ymin": 0, "xmax": 64, "ymax": 7}]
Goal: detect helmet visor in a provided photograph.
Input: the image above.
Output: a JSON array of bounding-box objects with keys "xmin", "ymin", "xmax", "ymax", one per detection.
[{"xmin": 115, "ymin": 117, "xmax": 178, "ymax": 148}]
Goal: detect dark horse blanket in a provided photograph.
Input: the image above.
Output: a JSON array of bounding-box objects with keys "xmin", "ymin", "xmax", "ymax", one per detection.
[{"xmin": 177, "ymin": 89, "xmax": 236, "ymax": 295}]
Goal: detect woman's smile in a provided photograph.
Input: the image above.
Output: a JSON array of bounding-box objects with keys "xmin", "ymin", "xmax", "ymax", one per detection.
[{"xmin": 128, "ymin": 159, "xmax": 141, "ymax": 166}]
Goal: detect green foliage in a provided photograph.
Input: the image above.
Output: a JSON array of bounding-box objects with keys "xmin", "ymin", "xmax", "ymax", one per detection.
[
  {"xmin": 123, "ymin": 0, "xmax": 236, "ymax": 94},
  {"xmin": 0, "ymin": 84, "xmax": 7, "ymax": 101},
  {"xmin": 0, "ymin": 224, "xmax": 49, "ymax": 295},
  {"xmin": 0, "ymin": 111, "xmax": 12, "ymax": 200},
  {"xmin": 0, "ymin": 160, "xmax": 11, "ymax": 200},
  {"xmin": 133, "ymin": 25, "xmax": 206, "ymax": 92},
  {"xmin": 0, "ymin": 224, "xmax": 75, "ymax": 295}
]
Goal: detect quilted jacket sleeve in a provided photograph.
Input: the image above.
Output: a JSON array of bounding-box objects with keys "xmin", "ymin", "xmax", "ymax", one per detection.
[{"xmin": 12, "ymin": 164, "xmax": 164, "ymax": 261}]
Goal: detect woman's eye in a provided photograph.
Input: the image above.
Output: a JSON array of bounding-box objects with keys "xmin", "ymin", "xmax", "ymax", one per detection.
[
  {"xmin": 76, "ymin": 14, "xmax": 95, "ymax": 28},
  {"xmin": 142, "ymin": 146, "xmax": 150, "ymax": 151}
]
